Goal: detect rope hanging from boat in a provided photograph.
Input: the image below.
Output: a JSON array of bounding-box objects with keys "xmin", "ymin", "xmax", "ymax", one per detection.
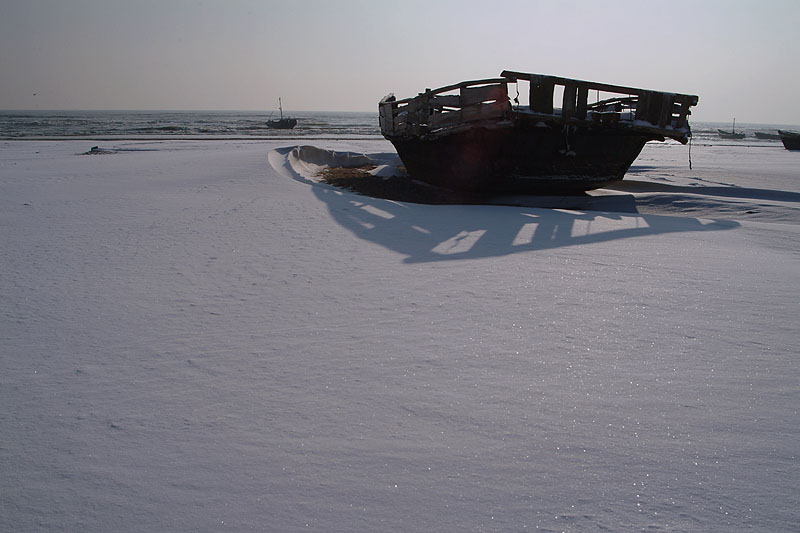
[
  {"xmin": 512, "ymin": 81, "xmax": 520, "ymax": 106},
  {"xmin": 688, "ymin": 123, "xmax": 693, "ymax": 170}
]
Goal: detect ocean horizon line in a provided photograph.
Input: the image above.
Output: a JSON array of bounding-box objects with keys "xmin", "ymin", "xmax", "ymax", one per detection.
[
  {"xmin": 2, "ymin": 109, "xmax": 799, "ymax": 128},
  {"xmin": 0, "ymin": 109, "xmax": 378, "ymax": 114}
]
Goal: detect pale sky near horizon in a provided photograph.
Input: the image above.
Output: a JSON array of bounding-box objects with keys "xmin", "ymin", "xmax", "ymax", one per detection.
[{"xmin": 1, "ymin": 0, "xmax": 798, "ymax": 124}]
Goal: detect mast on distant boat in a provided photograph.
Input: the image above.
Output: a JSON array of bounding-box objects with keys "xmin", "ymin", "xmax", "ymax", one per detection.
[
  {"xmin": 717, "ymin": 117, "xmax": 745, "ymax": 139},
  {"xmin": 266, "ymin": 97, "xmax": 297, "ymax": 129}
]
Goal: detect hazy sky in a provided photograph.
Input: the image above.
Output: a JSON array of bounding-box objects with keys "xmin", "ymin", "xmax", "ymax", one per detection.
[{"xmin": 1, "ymin": 0, "xmax": 798, "ymax": 123}]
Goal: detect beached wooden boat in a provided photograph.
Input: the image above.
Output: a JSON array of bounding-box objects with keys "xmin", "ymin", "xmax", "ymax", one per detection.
[
  {"xmin": 718, "ymin": 130, "xmax": 745, "ymax": 139},
  {"xmin": 379, "ymin": 70, "xmax": 698, "ymax": 193},
  {"xmin": 266, "ymin": 98, "xmax": 297, "ymax": 129},
  {"xmin": 754, "ymin": 131, "xmax": 780, "ymax": 140},
  {"xmin": 717, "ymin": 119, "xmax": 745, "ymax": 139},
  {"xmin": 778, "ymin": 130, "xmax": 800, "ymax": 150}
]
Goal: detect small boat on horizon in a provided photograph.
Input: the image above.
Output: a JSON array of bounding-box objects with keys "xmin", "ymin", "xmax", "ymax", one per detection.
[
  {"xmin": 718, "ymin": 118, "xmax": 745, "ymax": 139},
  {"xmin": 754, "ymin": 131, "xmax": 780, "ymax": 140},
  {"xmin": 778, "ymin": 130, "xmax": 800, "ymax": 150},
  {"xmin": 266, "ymin": 98, "xmax": 297, "ymax": 129},
  {"xmin": 379, "ymin": 69, "xmax": 698, "ymax": 194}
]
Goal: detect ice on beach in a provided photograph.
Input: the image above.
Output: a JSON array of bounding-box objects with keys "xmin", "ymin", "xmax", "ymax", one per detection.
[
  {"xmin": 279, "ymin": 144, "xmax": 407, "ymax": 180},
  {"xmin": 1, "ymin": 138, "xmax": 798, "ymax": 531}
]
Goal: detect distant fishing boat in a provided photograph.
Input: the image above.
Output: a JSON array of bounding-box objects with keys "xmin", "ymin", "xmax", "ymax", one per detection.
[
  {"xmin": 754, "ymin": 131, "xmax": 780, "ymax": 140},
  {"xmin": 778, "ymin": 130, "xmax": 800, "ymax": 150},
  {"xmin": 717, "ymin": 118, "xmax": 745, "ymax": 139},
  {"xmin": 266, "ymin": 98, "xmax": 297, "ymax": 129}
]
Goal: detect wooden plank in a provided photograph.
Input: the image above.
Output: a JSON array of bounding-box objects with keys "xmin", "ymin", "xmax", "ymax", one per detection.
[
  {"xmin": 429, "ymin": 78, "xmax": 508, "ymax": 96},
  {"xmin": 658, "ymin": 93, "xmax": 675, "ymax": 129},
  {"xmin": 389, "ymin": 78, "xmax": 508, "ymax": 106},
  {"xmin": 529, "ymin": 78, "xmax": 554, "ymax": 114},
  {"xmin": 634, "ymin": 91, "xmax": 651, "ymax": 122},
  {"xmin": 674, "ymin": 95, "xmax": 696, "ymax": 129},
  {"xmin": 427, "ymin": 111, "xmax": 462, "ymax": 130},
  {"xmin": 428, "ymin": 100, "xmax": 509, "ymax": 130},
  {"xmin": 402, "ymin": 96, "xmax": 431, "ymax": 115},
  {"xmin": 431, "ymin": 94, "xmax": 461, "ymax": 108},
  {"xmin": 646, "ymin": 91, "xmax": 663, "ymax": 125},
  {"xmin": 562, "ymin": 84, "xmax": 577, "ymax": 118},
  {"xmin": 460, "ymin": 84, "xmax": 508, "ymax": 107},
  {"xmin": 461, "ymin": 99, "xmax": 509, "ymax": 120},
  {"xmin": 378, "ymin": 103, "xmax": 395, "ymax": 135},
  {"xmin": 576, "ymin": 85, "xmax": 589, "ymax": 120},
  {"xmin": 504, "ymin": 70, "xmax": 652, "ymax": 99}
]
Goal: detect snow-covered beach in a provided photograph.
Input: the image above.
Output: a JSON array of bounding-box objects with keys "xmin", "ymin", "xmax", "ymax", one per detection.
[{"xmin": 2, "ymin": 138, "xmax": 798, "ymax": 531}]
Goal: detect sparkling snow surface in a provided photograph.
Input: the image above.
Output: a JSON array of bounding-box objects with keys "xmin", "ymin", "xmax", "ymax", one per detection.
[{"xmin": 2, "ymin": 139, "xmax": 798, "ymax": 531}]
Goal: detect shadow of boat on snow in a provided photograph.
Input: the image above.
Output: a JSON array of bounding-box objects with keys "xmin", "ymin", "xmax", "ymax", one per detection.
[
  {"xmin": 314, "ymin": 186, "xmax": 738, "ymax": 263},
  {"xmin": 609, "ymin": 175, "xmax": 800, "ymax": 203},
  {"xmin": 270, "ymin": 146, "xmax": 739, "ymax": 264}
]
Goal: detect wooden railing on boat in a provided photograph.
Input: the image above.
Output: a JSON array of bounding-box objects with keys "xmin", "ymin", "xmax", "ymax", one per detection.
[
  {"xmin": 379, "ymin": 77, "xmax": 511, "ymax": 138},
  {"xmin": 379, "ymin": 71, "xmax": 699, "ymax": 143}
]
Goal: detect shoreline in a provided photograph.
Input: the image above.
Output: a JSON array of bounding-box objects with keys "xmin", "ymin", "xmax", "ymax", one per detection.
[
  {"xmin": 0, "ymin": 134, "xmax": 788, "ymax": 151},
  {"xmin": 4, "ymin": 138, "xmax": 798, "ymax": 224},
  {"xmin": 0, "ymin": 135, "xmax": 385, "ymax": 142}
]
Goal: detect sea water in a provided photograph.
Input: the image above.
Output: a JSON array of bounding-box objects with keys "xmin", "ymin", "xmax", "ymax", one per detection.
[
  {"xmin": 0, "ymin": 110, "xmax": 382, "ymax": 139},
  {"xmin": 2, "ymin": 110, "xmax": 799, "ymax": 148}
]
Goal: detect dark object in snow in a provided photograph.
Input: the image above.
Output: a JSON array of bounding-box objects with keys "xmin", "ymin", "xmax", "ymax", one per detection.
[
  {"xmin": 85, "ymin": 146, "xmax": 113, "ymax": 155},
  {"xmin": 378, "ymin": 70, "xmax": 698, "ymax": 194},
  {"xmin": 266, "ymin": 98, "xmax": 297, "ymax": 129},
  {"xmin": 778, "ymin": 130, "xmax": 800, "ymax": 150}
]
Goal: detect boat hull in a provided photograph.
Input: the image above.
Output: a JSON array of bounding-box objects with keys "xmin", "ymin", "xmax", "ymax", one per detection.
[
  {"xmin": 379, "ymin": 70, "xmax": 697, "ymax": 195},
  {"xmin": 388, "ymin": 119, "xmax": 654, "ymax": 194},
  {"xmin": 754, "ymin": 131, "xmax": 780, "ymax": 140},
  {"xmin": 779, "ymin": 130, "xmax": 800, "ymax": 150},
  {"xmin": 717, "ymin": 129, "xmax": 745, "ymax": 139},
  {"xmin": 267, "ymin": 118, "xmax": 297, "ymax": 129}
]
